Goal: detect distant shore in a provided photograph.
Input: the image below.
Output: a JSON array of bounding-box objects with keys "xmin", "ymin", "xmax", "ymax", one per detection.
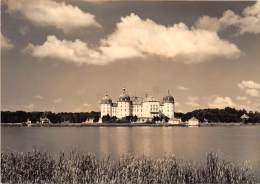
[{"xmin": 1, "ymin": 122, "xmax": 259, "ymax": 127}]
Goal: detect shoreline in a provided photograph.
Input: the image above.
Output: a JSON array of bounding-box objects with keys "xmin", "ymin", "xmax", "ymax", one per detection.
[{"xmin": 1, "ymin": 122, "xmax": 259, "ymax": 127}]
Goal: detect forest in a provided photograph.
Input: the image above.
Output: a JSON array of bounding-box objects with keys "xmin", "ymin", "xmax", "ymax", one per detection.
[{"xmin": 1, "ymin": 107, "xmax": 260, "ymax": 123}]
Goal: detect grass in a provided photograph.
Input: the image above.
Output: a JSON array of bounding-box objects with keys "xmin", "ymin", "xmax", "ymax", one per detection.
[{"xmin": 1, "ymin": 150, "xmax": 255, "ymax": 184}]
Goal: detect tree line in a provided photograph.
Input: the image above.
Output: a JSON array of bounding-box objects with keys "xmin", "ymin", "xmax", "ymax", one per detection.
[
  {"xmin": 1, "ymin": 111, "xmax": 100, "ymax": 124},
  {"xmin": 1, "ymin": 107, "xmax": 260, "ymax": 124},
  {"xmin": 175, "ymin": 107, "xmax": 260, "ymax": 123},
  {"xmin": 101, "ymin": 114, "xmax": 170, "ymax": 123}
]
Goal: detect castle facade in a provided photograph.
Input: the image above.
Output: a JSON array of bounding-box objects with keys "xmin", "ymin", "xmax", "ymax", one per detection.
[{"xmin": 100, "ymin": 88, "xmax": 175, "ymax": 121}]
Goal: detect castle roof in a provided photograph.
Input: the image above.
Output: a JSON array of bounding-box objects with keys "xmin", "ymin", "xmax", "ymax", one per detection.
[
  {"xmin": 118, "ymin": 88, "xmax": 131, "ymax": 102},
  {"xmin": 163, "ymin": 90, "xmax": 174, "ymax": 103},
  {"xmin": 144, "ymin": 95, "xmax": 158, "ymax": 102},
  {"xmin": 131, "ymin": 96, "xmax": 143, "ymax": 105},
  {"xmin": 101, "ymin": 94, "xmax": 112, "ymax": 104}
]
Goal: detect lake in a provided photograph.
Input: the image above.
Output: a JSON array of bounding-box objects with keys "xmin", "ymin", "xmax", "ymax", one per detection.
[{"xmin": 1, "ymin": 126, "xmax": 260, "ymax": 178}]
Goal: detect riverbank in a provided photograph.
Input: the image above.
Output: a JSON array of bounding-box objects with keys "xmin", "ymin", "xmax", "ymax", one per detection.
[
  {"xmin": 1, "ymin": 150, "xmax": 255, "ymax": 184},
  {"xmin": 1, "ymin": 122, "xmax": 259, "ymax": 127}
]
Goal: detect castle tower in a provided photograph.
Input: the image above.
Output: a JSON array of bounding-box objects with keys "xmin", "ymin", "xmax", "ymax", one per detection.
[
  {"xmin": 100, "ymin": 92, "xmax": 112, "ymax": 118},
  {"xmin": 116, "ymin": 88, "xmax": 131, "ymax": 118},
  {"xmin": 162, "ymin": 90, "xmax": 175, "ymax": 119}
]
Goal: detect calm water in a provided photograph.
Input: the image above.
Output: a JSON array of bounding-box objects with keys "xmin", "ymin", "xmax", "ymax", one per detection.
[{"xmin": 1, "ymin": 126, "xmax": 260, "ymax": 177}]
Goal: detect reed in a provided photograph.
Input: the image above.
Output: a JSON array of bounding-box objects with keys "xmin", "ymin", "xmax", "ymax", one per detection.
[{"xmin": 1, "ymin": 150, "xmax": 255, "ymax": 184}]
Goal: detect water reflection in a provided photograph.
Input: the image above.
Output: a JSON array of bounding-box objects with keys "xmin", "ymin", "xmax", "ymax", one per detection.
[{"xmin": 2, "ymin": 126, "xmax": 260, "ymax": 176}]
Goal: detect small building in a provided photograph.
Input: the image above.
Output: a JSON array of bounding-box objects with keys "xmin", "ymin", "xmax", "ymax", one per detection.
[
  {"xmin": 40, "ymin": 117, "xmax": 51, "ymax": 124},
  {"xmin": 40, "ymin": 112, "xmax": 51, "ymax": 124},
  {"xmin": 241, "ymin": 114, "xmax": 249, "ymax": 122},
  {"xmin": 168, "ymin": 118, "xmax": 181, "ymax": 125},
  {"xmin": 186, "ymin": 117, "xmax": 199, "ymax": 126},
  {"xmin": 84, "ymin": 118, "xmax": 94, "ymax": 124},
  {"xmin": 203, "ymin": 118, "xmax": 209, "ymax": 123},
  {"xmin": 25, "ymin": 119, "xmax": 32, "ymax": 127}
]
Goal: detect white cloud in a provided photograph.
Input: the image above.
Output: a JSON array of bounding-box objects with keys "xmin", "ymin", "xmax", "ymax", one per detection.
[
  {"xmin": 4, "ymin": 0, "xmax": 100, "ymax": 33},
  {"xmin": 245, "ymin": 89, "xmax": 260, "ymax": 97},
  {"xmin": 34, "ymin": 95, "xmax": 44, "ymax": 100},
  {"xmin": 53, "ymin": 97, "xmax": 63, "ymax": 104},
  {"xmin": 25, "ymin": 35, "xmax": 104, "ymax": 65},
  {"xmin": 208, "ymin": 96, "xmax": 236, "ymax": 109},
  {"xmin": 100, "ymin": 13, "xmax": 240, "ymax": 64},
  {"xmin": 238, "ymin": 80, "xmax": 260, "ymax": 97},
  {"xmin": 26, "ymin": 13, "xmax": 240, "ymax": 65},
  {"xmin": 186, "ymin": 96, "xmax": 200, "ymax": 107},
  {"xmin": 177, "ymin": 85, "xmax": 189, "ymax": 91},
  {"xmin": 236, "ymin": 96, "xmax": 248, "ymax": 101},
  {"xmin": 1, "ymin": 32, "xmax": 14, "ymax": 49},
  {"xmin": 195, "ymin": 1, "xmax": 260, "ymax": 34},
  {"xmin": 238, "ymin": 80, "xmax": 260, "ymax": 89}
]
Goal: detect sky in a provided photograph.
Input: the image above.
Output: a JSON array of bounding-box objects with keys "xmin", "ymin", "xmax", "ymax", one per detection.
[{"xmin": 1, "ymin": 0, "xmax": 260, "ymax": 113}]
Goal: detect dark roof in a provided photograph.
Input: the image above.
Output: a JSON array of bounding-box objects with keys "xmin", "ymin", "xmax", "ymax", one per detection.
[
  {"xmin": 163, "ymin": 95, "xmax": 174, "ymax": 103},
  {"xmin": 163, "ymin": 90, "xmax": 174, "ymax": 103}
]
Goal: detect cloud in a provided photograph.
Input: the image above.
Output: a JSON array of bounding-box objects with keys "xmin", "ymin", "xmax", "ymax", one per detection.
[
  {"xmin": 19, "ymin": 25, "xmax": 30, "ymax": 36},
  {"xmin": 245, "ymin": 89, "xmax": 260, "ymax": 97},
  {"xmin": 238, "ymin": 80, "xmax": 260, "ymax": 89},
  {"xmin": 24, "ymin": 103, "xmax": 35, "ymax": 111},
  {"xmin": 236, "ymin": 96, "xmax": 248, "ymax": 101},
  {"xmin": 26, "ymin": 13, "xmax": 240, "ymax": 65},
  {"xmin": 24, "ymin": 35, "xmax": 103, "ymax": 65},
  {"xmin": 53, "ymin": 97, "xmax": 63, "ymax": 104},
  {"xmin": 208, "ymin": 96, "xmax": 236, "ymax": 109},
  {"xmin": 177, "ymin": 85, "xmax": 189, "ymax": 91},
  {"xmin": 186, "ymin": 96, "xmax": 200, "ymax": 107},
  {"xmin": 34, "ymin": 95, "xmax": 44, "ymax": 100},
  {"xmin": 3, "ymin": 0, "xmax": 100, "ymax": 33},
  {"xmin": 195, "ymin": 1, "xmax": 260, "ymax": 34},
  {"xmin": 238, "ymin": 80, "xmax": 260, "ymax": 97},
  {"xmin": 100, "ymin": 13, "xmax": 240, "ymax": 64},
  {"xmin": 1, "ymin": 32, "xmax": 14, "ymax": 49}
]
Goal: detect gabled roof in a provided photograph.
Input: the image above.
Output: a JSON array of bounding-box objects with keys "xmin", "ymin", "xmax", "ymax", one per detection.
[
  {"xmin": 241, "ymin": 114, "xmax": 249, "ymax": 119},
  {"xmin": 188, "ymin": 117, "xmax": 199, "ymax": 121}
]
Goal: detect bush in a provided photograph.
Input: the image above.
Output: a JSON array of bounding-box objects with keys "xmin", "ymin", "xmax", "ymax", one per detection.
[{"xmin": 1, "ymin": 150, "xmax": 255, "ymax": 184}]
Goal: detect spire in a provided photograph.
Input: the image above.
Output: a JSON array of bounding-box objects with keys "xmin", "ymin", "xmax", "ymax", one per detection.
[
  {"xmin": 122, "ymin": 88, "xmax": 126, "ymax": 95},
  {"xmin": 105, "ymin": 90, "xmax": 109, "ymax": 98},
  {"xmin": 168, "ymin": 89, "xmax": 170, "ymax": 95}
]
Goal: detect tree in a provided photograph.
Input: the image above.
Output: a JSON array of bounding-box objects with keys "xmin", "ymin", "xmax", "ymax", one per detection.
[
  {"xmin": 102, "ymin": 114, "xmax": 111, "ymax": 122},
  {"xmin": 110, "ymin": 116, "xmax": 118, "ymax": 122},
  {"xmin": 93, "ymin": 116, "xmax": 100, "ymax": 123},
  {"xmin": 164, "ymin": 116, "xmax": 169, "ymax": 123},
  {"xmin": 132, "ymin": 115, "xmax": 138, "ymax": 122}
]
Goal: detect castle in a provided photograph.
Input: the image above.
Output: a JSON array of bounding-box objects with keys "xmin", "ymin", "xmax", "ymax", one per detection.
[{"xmin": 100, "ymin": 88, "xmax": 175, "ymax": 122}]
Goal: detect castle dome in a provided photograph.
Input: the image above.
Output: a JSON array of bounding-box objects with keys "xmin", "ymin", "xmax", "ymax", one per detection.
[
  {"xmin": 163, "ymin": 90, "xmax": 174, "ymax": 103},
  {"xmin": 101, "ymin": 94, "xmax": 112, "ymax": 104},
  {"xmin": 118, "ymin": 88, "xmax": 131, "ymax": 102}
]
